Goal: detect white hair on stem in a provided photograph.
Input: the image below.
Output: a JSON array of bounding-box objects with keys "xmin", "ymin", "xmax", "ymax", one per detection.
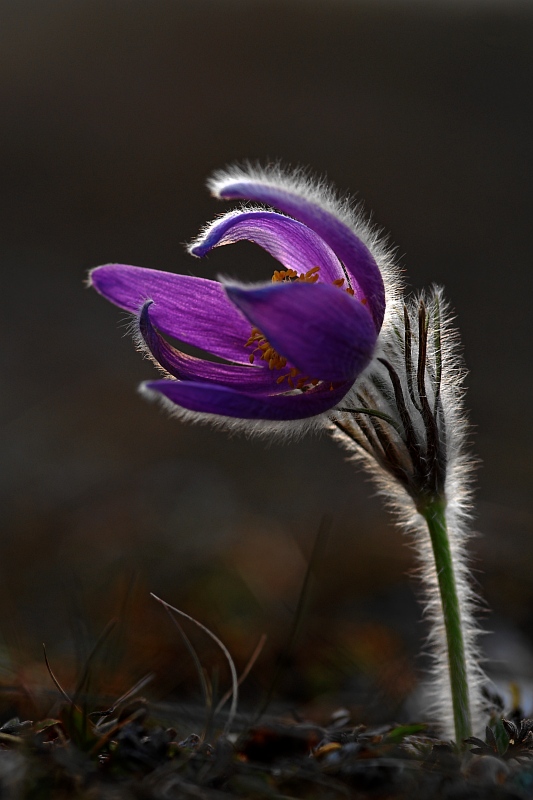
[{"xmin": 329, "ymin": 287, "xmax": 487, "ymax": 739}]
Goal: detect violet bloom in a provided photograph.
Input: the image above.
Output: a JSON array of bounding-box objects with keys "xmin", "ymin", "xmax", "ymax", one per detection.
[{"xmin": 90, "ymin": 166, "xmax": 398, "ymax": 433}]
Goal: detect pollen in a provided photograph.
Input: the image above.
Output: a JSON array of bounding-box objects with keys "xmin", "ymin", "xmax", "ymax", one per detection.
[
  {"xmin": 244, "ymin": 265, "xmax": 358, "ymax": 389},
  {"xmin": 271, "ymin": 266, "xmax": 320, "ymax": 284},
  {"xmin": 246, "ymin": 327, "xmax": 288, "ymax": 370},
  {"xmin": 332, "ymin": 276, "xmax": 356, "ymax": 297}
]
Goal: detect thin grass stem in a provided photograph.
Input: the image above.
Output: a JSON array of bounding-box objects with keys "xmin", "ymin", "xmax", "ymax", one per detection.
[
  {"xmin": 161, "ymin": 605, "xmax": 212, "ymax": 739},
  {"xmin": 215, "ymin": 633, "xmax": 267, "ymax": 714},
  {"xmin": 253, "ymin": 517, "xmax": 331, "ymax": 723},
  {"xmin": 42, "ymin": 643, "xmax": 79, "ymax": 712},
  {"xmin": 151, "ymin": 593, "xmax": 239, "ymax": 736}
]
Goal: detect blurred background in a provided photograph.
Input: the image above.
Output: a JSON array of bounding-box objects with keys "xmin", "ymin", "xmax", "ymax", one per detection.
[{"xmin": 1, "ymin": 0, "xmax": 533, "ymax": 727}]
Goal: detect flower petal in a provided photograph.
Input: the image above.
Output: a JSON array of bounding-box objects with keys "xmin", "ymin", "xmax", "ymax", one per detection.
[
  {"xmin": 190, "ymin": 210, "xmax": 344, "ymax": 283},
  {"xmin": 143, "ymin": 379, "xmax": 351, "ymax": 420},
  {"xmin": 225, "ymin": 281, "xmax": 376, "ymax": 383},
  {"xmin": 138, "ymin": 301, "xmax": 283, "ymax": 393},
  {"xmin": 210, "ymin": 174, "xmax": 385, "ymax": 330},
  {"xmin": 90, "ymin": 264, "xmax": 252, "ymax": 363}
]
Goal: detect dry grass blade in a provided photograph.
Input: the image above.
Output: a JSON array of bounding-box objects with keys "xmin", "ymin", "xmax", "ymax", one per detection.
[
  {"xmin": 215, "ymin": 633, "xmax": 267, "ymax": 714},
  {"xmin": 162, "ymin": 605, "xmax": 212, "ymax": 739},
  {"xmin": 42, "ymin": 643, "xmax": 80, "ymax": 712},
  {"xmin": 254, "ymin": 516, "xmax": 331, "ymax": 723},
  {"xmin": 91, "ymin": 673, "xmax": 155, "ymax": 724},
  {"xmin": 151, "ymin": 593, "xmax": 238, "ymax": 736},
  {"xmin": 73, "ymin": 618, "xmax": 118, "ymax": 703},
  {"xmin": 113, "ymin": 672, "xmax": 155, "ymax": 708}
]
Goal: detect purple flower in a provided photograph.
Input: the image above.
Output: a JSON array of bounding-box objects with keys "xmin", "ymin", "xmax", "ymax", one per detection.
[{"xmin": 90, "ymin": 166, "xmax": 396, "ymax": 432}]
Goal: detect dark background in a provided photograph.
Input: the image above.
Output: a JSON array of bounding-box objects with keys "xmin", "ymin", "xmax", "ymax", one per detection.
[{"xmin": 1, "ymin": 0, "xmax": 533, "ymax": 723}]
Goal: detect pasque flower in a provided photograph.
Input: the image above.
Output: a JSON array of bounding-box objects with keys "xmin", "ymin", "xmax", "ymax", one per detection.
[
  {"xmin": 90, "ymin": 165, "xmax": 487, "ymax": 746},
  {"xmin": 90, "ymin": 166, "xmax": 398, "ymax": 433}
]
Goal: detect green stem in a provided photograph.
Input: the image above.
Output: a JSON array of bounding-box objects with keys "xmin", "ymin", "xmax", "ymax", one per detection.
[{"xmin": 420, "ymin": 496, "xmax": 471, "ymax": 746}]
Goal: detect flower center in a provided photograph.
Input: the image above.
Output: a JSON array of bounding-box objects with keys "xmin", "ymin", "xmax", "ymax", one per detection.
[{"xmin": 244, "ymin": 266, "xmax": 356, "ymax": 390}]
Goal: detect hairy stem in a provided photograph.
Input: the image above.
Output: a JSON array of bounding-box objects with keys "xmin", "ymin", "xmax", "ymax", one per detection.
[{"xmin": 420, "ymin": 496, "xmax": 471, "ymax": 746}]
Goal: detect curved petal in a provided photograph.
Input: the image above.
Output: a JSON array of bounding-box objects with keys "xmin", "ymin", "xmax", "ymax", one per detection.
[
  {"xmin": 211, "ymin": 176, "xmax": 385, "ymax": 331},
  {"xmin": 138, "ymin": 301, "xmax": 284, "ymax": 393},
  {"xmin": 143, "ymin": 379, "xmax": 351, "ymax": 420},
  {"xmin": 90, "ymin": 263, "xmax": 252, "ymax": 363},
  {"xmin": 225, "ymin": 281, "xmax": 376, "ymax": 383},
  {"xmin": 190, "ymin": 210, "xmax": 344, "ymax": 284}
]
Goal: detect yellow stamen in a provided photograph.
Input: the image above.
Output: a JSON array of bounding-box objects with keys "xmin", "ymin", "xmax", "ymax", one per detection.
[{"xmin": 244, "ymin": 264, "xmax": 363, "ymax": 390}]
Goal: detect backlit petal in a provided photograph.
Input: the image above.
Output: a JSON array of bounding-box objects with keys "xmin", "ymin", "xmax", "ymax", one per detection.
[
  {"xmin": 190, "ymin": 210, "xmax": 344, "ymax": 283},
  {"xmin": 211, "ymin": 176, "xmax": 385, "ymax": 330},
  {"xmin": 90, "ymin": 263, "xmax": 252, "ymax": 363},
  {"xmin": 225, "ymin": 281, "xmax": 376, "ymax": 383},
  {"xmin": 143, "ymin": 379, "xmax": 352, "ymax": 420},
  {"xmin": 138, "ymin": 301, "xmax": 283, "ymax": 393}
]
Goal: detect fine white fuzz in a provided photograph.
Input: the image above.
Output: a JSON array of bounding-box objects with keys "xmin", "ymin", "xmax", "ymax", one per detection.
[
  {"xmin": 127, "ymin": 314, "xmax": 330, "ymax": 440},
  {"xmin": 187, "ymin": 205, "xmax": 269, "ymax": 255},
  {"xmin": 138, "ymin": 380, "xmax": 332, "ymax": 441},
  {"xmin": 128, "ymin": 163, "xmax": 407, "ymax": 440},
  {"xmin": 208, "ymin": 161, "xmax": 403, "ymax": 327},
  {"xmin": 329, "ymin": 288, "xmax": 487, "ymax": 738}
]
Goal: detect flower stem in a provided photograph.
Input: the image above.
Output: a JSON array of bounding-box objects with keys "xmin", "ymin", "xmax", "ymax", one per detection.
[{"xmin": 420, "ymin": 496, "xmax": 472, "ymax": 747}]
